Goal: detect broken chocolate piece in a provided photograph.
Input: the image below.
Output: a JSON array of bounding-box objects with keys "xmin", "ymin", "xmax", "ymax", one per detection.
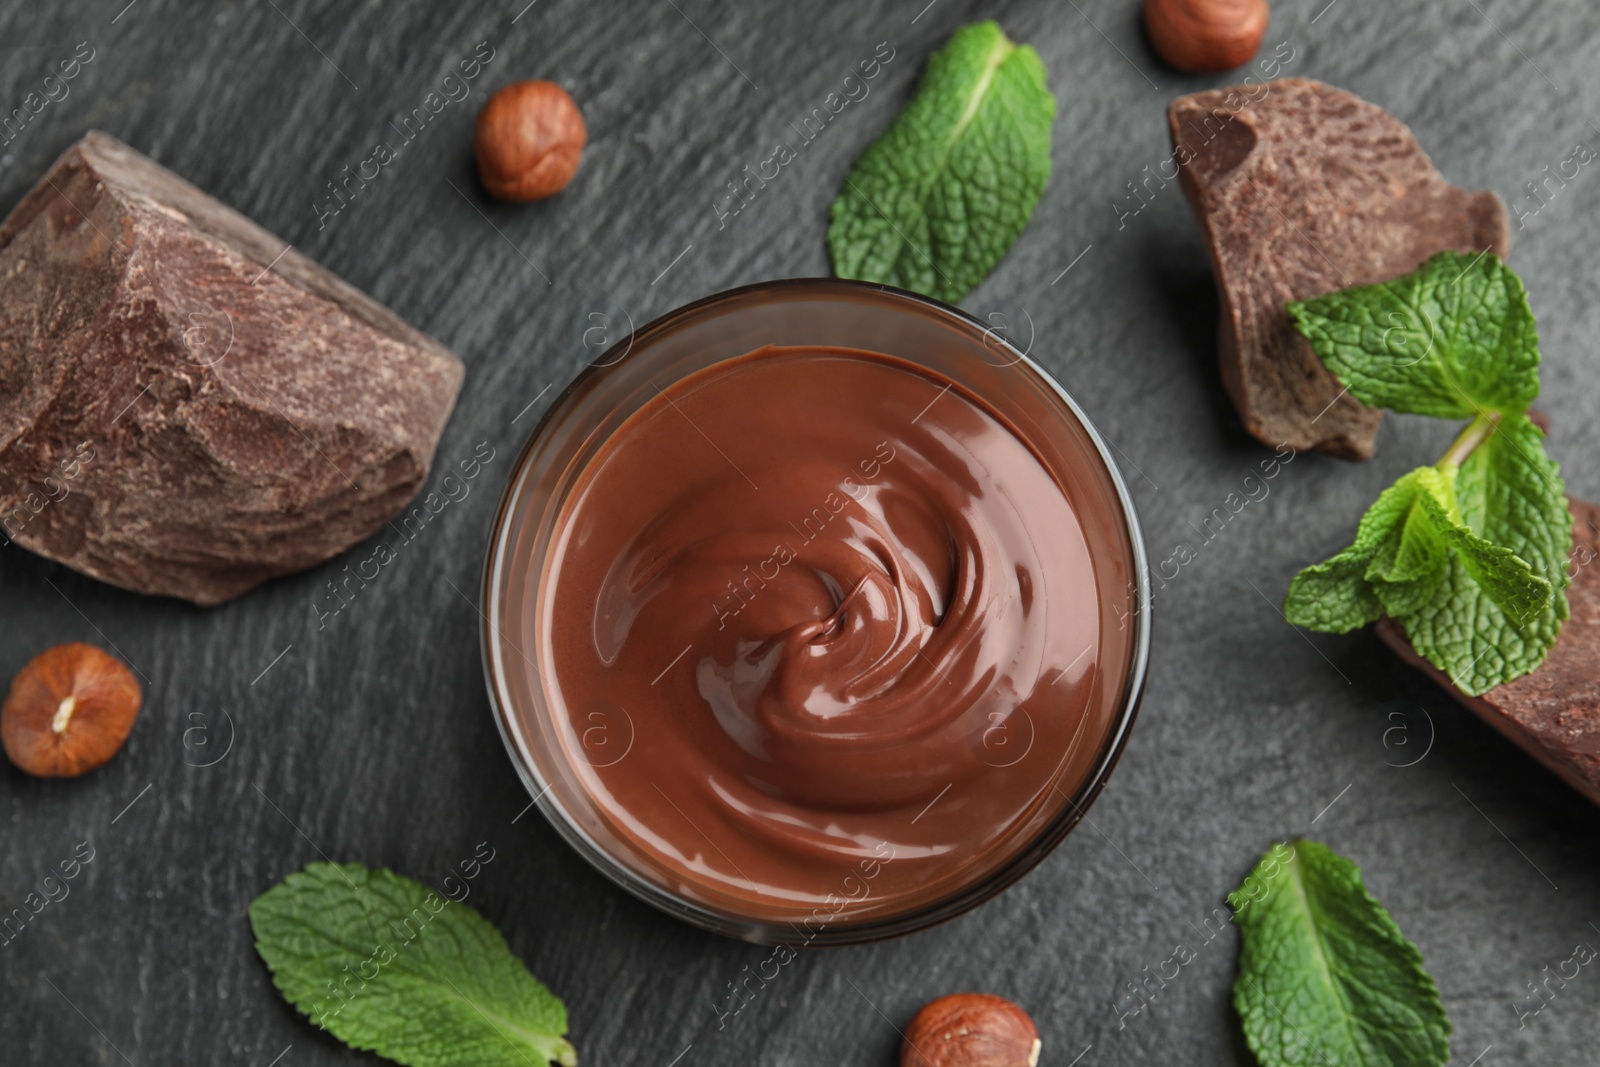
[
  {"xmin": 1378, "ymin": 498, "xmax": 1600, "ymax": 806},
  {"xmin": 1169, "ymin": 78, "xmax": 1510, "ymax": 460},
  {"xmin": 0, "ymin": 131, "xmax": 464, "ymax": 606}
]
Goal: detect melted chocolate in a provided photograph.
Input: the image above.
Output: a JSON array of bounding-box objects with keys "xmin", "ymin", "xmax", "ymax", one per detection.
[{"xmin": 536, "ymin": 345, "xmax": 1136, "ymax": 922}]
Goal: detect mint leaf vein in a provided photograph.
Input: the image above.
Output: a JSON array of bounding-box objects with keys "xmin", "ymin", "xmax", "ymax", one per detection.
[
  {"xmin": 1231, "ymin": 841, "xmax": 1451, "ymax": 1067},
  {"xmin": 827, "ymin": 20, "xmax": 1056, "ymax": 303},
  {"xmin": 250, "ymin": 863, "xmax": 577, "ymax": 1067}
]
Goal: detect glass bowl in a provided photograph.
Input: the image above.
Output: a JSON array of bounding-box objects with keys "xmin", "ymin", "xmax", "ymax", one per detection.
[{"xmin": 480, "ymin": 279, "xmax": 1151, "ymax": 945}]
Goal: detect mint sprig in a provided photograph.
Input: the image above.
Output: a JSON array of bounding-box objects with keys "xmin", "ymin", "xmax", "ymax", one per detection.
[
  {"xmin": 827, "ymin": 20, "xmax": 1056, "ymax": 303},
  {"xmin": 1231, "ymin": 841, "xmax": 1451, "ymax": 1067},
  {"xmin": 250, "ymin": 863, "xmax": 577, "ymax": 1067},
  {"xmin": 1284, "ymin": 252, "xmax": 1570, "ymax": 695}
]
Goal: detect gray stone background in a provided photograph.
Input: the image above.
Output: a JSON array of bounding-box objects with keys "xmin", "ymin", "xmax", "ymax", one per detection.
[{"xmin": 3, "ymin": 0, "xmax": 1599, "ymax": 1063}]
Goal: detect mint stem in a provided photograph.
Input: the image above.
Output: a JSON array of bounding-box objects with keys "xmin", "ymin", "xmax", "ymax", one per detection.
[{"xmin": 1437, "ymin": 412, "xmax": 1500, "ymax": 470}]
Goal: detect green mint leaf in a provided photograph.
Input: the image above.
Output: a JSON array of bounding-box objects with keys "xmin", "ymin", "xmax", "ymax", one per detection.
[
  {"xmin": 1284, "ymin": 472, "xmax": 1419, "ymax": 632},
  {"xmin": 1287, "ymin": 251, "xmax": 1540, "ymax": 419},
  {"xmin": 1358, "ymin": 465, "xmax": 1546, "ymax": 625},
  {"xmin": 1361, "ymin": 469, "xmax": 1448, "ymax": 618},
  {"xmin": 1453, "ymin": 413, "xmax": 1571, "ymax": 604},
  {"xmin": 1230, "ymin": 840, "xmax": 1451, "ymax": 1067},
  {"xmin": 1399, "ymin": 553, "xmax": 1561, "ymax": 695},
  {"xmin": 1400, "ymin": 414, "xmax": 1571, "ymax": 694},
  {"xmin": 827, "ymin": 20, "xmax": 1055, "ymax": 303},
  {"xmin": 1283, "ymin": 551, "xmax": 1382, "ymax": 634},
  {"xmin": 1412, "ymin": 478, "xmax": 1550, "ymax": 627},
  {"xmin": 249, "ymin": 863, "xmax": 576, "ymax": 1067},
  {"xmin": 1444, "ymin": 531, "xmax": 1552, "ymax": 627},
  {"xmin": 1364, "ymin": 469, "xmax": 1450, "ymax": 586},
  {"xmin": 1289, "ymin": 449, "xmax": 1564, "ymax": 693}
]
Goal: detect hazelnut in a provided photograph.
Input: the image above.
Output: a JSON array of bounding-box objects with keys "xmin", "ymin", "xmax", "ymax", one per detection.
[
  {"xmin": 474, "ymin": 80, "xmax": 586, "ymax": 202},
  {"xmin": 1143, "ymin": 0, "xmax": 1269, "ymax": 73},
  {"xmin": 901, "ymin": 993, "xmax": 1040, "ymax": 1067},
  {"xmin": 2, "ymin": 643, "xmax": 142, "ymax": 777}
]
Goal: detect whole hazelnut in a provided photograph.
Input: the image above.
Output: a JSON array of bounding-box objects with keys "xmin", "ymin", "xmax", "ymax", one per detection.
[
  {"xmin": 2, "ymin": 643, "xmax": 142, "ymax": 777},
  {"xmin": 1143, "ymin": 0, "xmax": 1269, "ymax": 73},
  {"xmin": 901, "ymin": 993, "xmax": 1040, "ymax": 1067},
  {"xmin": 474, "ymin": 80, "xmax": 586, "ymax": 202}
]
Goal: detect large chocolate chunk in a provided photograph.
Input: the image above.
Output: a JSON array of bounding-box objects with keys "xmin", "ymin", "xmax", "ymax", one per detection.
[
  {"xmin": 1169, "ymin": 78, "xmax": 1510, "ymax": 460},
  {"xmin": 0, "ymin": 131, "xmax": 464, "ymax": 605},
  {"xmin": 1378, "ymin": 498, "xmax": 1600, "ymax": 806}
]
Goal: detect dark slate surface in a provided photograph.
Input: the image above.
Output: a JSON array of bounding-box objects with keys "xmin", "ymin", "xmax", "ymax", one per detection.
[{"xmin": 3, "ymin": 1, "xmax": 1599, "ymax": 1064}]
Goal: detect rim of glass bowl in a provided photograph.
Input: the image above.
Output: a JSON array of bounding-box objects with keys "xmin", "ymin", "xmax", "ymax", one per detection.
[{"xmin": 479, "ymin": 278, "xmax": 1153, "ymax": 946}]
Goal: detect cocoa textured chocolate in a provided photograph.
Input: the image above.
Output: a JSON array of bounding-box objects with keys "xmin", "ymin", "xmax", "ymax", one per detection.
[
  {"xmin": 1169, "ymin": 78, "xmax": 1510, "ymax": 460},
  {"xmin": 1379, "ymin": 498, "xmax": 1600, "ymax": 806},
  {"xmin": 0, "ymin": 131, "xmax": 463, "ymax": 605}
]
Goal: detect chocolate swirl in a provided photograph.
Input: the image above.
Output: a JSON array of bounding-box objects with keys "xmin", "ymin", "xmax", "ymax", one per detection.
[{"xmin": 541, "ymin": 346, "xmax": 1121, "ymax": 913}]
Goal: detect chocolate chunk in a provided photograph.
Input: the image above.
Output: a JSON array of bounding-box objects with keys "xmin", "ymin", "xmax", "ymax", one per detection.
[
  {"xmin": 1378, "ymin": 498, "xmax": 1600, "ymax": 806},
  {"xmin": 0, "ymin": 131, "xmax": 463, "ymax": 606},
  {"xmin": 1169, "ymin": 78, "xmax": 1510, "ymax": 460}
]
